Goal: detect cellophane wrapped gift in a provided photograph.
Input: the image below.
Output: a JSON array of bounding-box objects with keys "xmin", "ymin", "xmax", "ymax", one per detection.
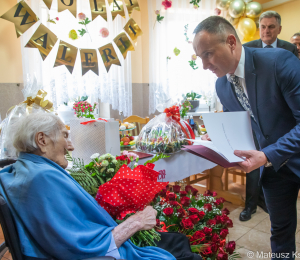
[
  {"xmin": 136, "ymin": 105, "xmax": 195, "ymax": 154},
  {"xmin": 70, "ymin": 118, "xmax": 120, "ymax": 164}
]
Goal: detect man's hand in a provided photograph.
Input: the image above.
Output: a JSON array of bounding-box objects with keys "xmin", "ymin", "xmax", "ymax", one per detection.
[
  {"xmin": 201, "ymin": 133, "xmax": 211, "ymax": 141},
  {"xmin": 234, "ymin": 150, "xmax": 268, "ymax": 173}
]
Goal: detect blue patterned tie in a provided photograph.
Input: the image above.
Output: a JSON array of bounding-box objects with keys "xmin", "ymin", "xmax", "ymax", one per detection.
[{"xmin": 230, "ymin": 75, "xmax": 255, "ymax": 120}]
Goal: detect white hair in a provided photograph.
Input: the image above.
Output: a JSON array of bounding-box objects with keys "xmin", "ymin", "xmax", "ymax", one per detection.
[{"xmin": 12, "ymin": 112, "xmax": 64, "ymax": 153}]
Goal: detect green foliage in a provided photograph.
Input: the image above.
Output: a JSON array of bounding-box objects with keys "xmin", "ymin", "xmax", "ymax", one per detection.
[
  {"xmin": 180, "ymin": 100, "xmax": 193, "ymax": 118},
  {"xmin": 189, "ymin": 0, "xmax": 201, "ymax": 8},
  {"xmin": 186, "ymin": 91, "xmax": 202, "ymax": 100},
  {"xmin": 184, "ymin": 24, "xmax": 189, "ymax": 42},
  {"xmin": 79, "ymin": 17, "xmax": 91, "ymax": 25},
  {"xmin": 157, "ymin": 14, "xmax": 164, "ymax": 23},
  {"xmin": 189, "ymin": 60, "xmax": 198, "ymax": 70},
  {"xmin": 144, "ymin": 153, "xmax": 170, "ymax": 165},
  {"xmin": 78, "ymin": 28, "xmax": 87, "ymax": 37},
  {"xmin": 229, "ymin": 251, "xmax": 242, "ymax": 259}
]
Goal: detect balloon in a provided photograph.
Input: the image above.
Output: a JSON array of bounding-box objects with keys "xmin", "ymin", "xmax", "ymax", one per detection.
[
  {"xmin": 238, "ymin": 17, "xmax": 256, "ymax": 37},
  {"xmin": 243, "ymin": 0, "xmax": 253, "ymax": 3},
  {"xmin": 216, "ymin": 0, "xmax": 233, "ymax": 10},
  {"xmin": 229, "ymin": 16, "xmax": 240, "ymax": 26},
  {"xmin": 229, "ymin": 0, "xmax": 246, "ymax": 18},
  {"xmin": 242, "ymin": 34, "xmax": 254, "ymax": 44},
  {"xmin": 245, "ymin": 2, "xmax": 262, "ymax": 18},
  {"xmin": 254, "ymin": 17, "xmax": 259, "ymax": 29}
]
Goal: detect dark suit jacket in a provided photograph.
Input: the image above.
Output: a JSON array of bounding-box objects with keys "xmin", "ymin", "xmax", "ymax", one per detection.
[
  {"xmin": 216, "ymin": 47, "xmax": 300, "ymax": 176},
  {"xmin": 244, "ymin": 38, "xmax": 298, "ymax": 57}
]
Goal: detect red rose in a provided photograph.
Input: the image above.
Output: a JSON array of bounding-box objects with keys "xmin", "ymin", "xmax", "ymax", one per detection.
[
  {"xmin": 204, "ymin": 190, "xmax": 213, "ymax": 196},
  {"xmin": 191, "ymin": 188, "xmax": 198, "ymax": 196},
  {"xmin": 163, "ymin": 207, "xmax": 174, "ymax": 217},
  {"xmin": 180, "ymin": 196, "xmax": 191, "ymax": 207},
  {"xmin": 168, "ymin": 192, "xmax": 176, "ymax": 201},
  {"xmin": 188, "ymin": 207, "xmax": 199, "ymax": 215},
  {"xmin": 180, "ymin": 191, "xmax": 187, "ymax": 197},
  {"xmin": 218, "ymin": 197, "xmax": 225, "ymax": 203},
  {"xmin": 202, "ymin": 246, "xmax": 213, "ymax": 256},
  {"xmin": 217, "ymin": 251, "xmax": 228, "ymax": 260},
  {"xmin": 220, "ymin": 228, "xmax": 229, "ymax": 239},
  {"xmin": 211, "ymin": 243, "xmax": 218, "ymax": 253},
  {"xmin": 162, "ymin": 0, "xmax": 172, "ymax": 10},
  {"xmin": 226, "ymin": 241, "xmax": 236, "ymax": 255},
  {"xmin": 172, "ymin": 185, "xmax": 181, "ymax": 193},
  {"xmin": 177, "ymin": 207, "xmax": 185, "ymax": 218},
  {"xmin": 221, "ymin": 214, "xmax": 229, "ymax": 225},
  {"xmin": 215, "ymin": 215, "xmax": 222, "ymax": 224},
  {"xmin": 212, "ymin": 191, "xmax": 218, "ymax": 197},
  {"xmin": 211, "ymin": 233, "xmax": 220, "ymax": 244},
  {"xmin": 190, "ymin": 230, "xmax": 205, "ymax": 244},
  {"xmin": 169, "ymin": 200, "xmax": 179, "ymax": 207},
  {"xmin": 158, "ymin": 188, "xmax": 167, "ymax": 197},
  {"xmin": 156, "ymin": 219, "xmax": 160, "ymax": 226},
  {"xmin": 185, "ymin": 185, "xmax": 193, "ymax": 193},
  {"xmin": 222, "ymin": 208, "xmax": 230, "ymax": 215},
  {"xmin": 203, "ymin": 227, "xmax": 212, "ymax": 235},
  {"xmin": 198, "ymin": 211, "xmax": 205, "ymax": 220},
  {"xmin": 206, "ymin": 219, "xmax": 216, "ymax": 226},
  {"xmin": 204, "ymin": 203, "xmax": 213, "ymax": 212},
  {"xmin": 189, "ymin": 214, "xmax": 200, "ymax": 224},
  {"xmin": 215, "ymin": 199, "xmax": 222, "ymax": 206},
  {"xmin": 181, "ymin": 218, "xmax": 194, "ymax": 230},
  {"xmin": 226, "ymin": 219, "xmax": 233, "ymax": 228}
]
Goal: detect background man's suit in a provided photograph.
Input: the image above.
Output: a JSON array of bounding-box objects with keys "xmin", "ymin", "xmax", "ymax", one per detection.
[
  {"xmin": 216, "ymin": 46, "xmax": 300, "ymax": 258},
  {"xmin": 239, "ymin": 38, "xmax": 298, "ymax": 217},
  {"xmin": 244, "ymin": 38, "xmax": 298, "ymax": 57}
]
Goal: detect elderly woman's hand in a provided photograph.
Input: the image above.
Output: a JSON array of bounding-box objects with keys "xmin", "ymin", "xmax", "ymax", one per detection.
[
  {"xmin": 111, "ymin": 206, "xmax": 158, "ymax": 248},
  {"xmin": 134, "ymin": 206, "xmax": 157, "ymax": 231}
]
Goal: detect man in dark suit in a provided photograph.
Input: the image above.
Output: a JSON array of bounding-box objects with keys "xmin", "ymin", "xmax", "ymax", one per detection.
[
  {"xmin": 238, "ymin": 11, "xmax": 297, "ymax": 222},
  {"xmin": 193, "ymin": 16, "xmax": 300, "ymax": 259},
  {"xmin": 244, "ymin": 11, "xmax": 298, "ymax": 57},
  {"xmin": 290, "ymin": 32, "xmax": 300, "ymax": 59}
]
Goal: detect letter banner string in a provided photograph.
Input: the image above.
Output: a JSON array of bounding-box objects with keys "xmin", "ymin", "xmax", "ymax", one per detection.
[{"xmin": 0, "ymin": 0, "xmax": 142, "ymax": 77}]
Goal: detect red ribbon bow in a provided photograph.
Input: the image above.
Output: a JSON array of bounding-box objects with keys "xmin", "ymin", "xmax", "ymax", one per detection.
[{"xmin": 164, "ymin": 105, "xmax": 180, "ymax": 122}]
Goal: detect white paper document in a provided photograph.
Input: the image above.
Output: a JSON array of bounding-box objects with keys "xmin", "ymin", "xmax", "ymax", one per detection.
[{"xmin": 193, "ymin": 111, "xmax": 256, "ymax": 163}]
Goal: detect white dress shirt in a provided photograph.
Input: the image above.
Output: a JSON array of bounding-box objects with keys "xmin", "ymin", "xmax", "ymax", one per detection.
[
  {"xmin": 262, "ymin": 38, "xmax": 277, "ymax": 48},
  {"xmin": 226, "ymin": 46, "xmax": 248, "ymax": 98},
  {"xmin": 105, "ymin": 234, "xmax": 121, "ymax": 259}
]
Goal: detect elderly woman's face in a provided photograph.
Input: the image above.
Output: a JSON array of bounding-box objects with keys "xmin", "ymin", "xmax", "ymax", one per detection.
[{"xmin": 35, "ymin": 124, "xmax": 74, "ymax": 169}]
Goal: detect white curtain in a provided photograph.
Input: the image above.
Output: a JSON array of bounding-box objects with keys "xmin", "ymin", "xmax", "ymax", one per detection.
[
  {"xmin": 20, "ymin": 0, "xmax": 132, "ymax": 116},
  {"xmin": 148, "ymin": 0, "xmax": 218, "ymax": 114}
]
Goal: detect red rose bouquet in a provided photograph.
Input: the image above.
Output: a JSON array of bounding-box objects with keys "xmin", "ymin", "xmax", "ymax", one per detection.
[{"xmin": 152, "ymin": 186, "xmax": 240, "ymax": 260}]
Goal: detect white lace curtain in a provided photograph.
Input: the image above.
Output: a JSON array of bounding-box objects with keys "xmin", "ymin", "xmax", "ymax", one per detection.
[
  {"xmin": 148, "ymin": 0, "xmax": 218, "ymax": 114},
  {"xmin": 19, "ymin": 0, "xmax": 132, "ymax": 116}
]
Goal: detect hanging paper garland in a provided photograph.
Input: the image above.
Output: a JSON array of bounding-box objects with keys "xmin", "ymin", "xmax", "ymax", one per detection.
[{"xmin": 0, "ymin": 0, "xmax": 143, "ymax": 75}]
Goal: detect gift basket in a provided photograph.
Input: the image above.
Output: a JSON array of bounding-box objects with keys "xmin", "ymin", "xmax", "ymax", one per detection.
[{"xmin": 136, "ymin": 105, "xmax": 195, "ymax": 154}]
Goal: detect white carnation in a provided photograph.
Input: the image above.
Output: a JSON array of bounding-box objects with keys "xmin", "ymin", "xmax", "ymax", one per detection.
[{"xmin": 90, "ymin": 153, "xmax": 100, "ymax": 159}]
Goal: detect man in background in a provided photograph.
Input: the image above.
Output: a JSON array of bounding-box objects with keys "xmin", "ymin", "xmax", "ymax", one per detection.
[
  {"xmin": 290, "ymin": 32, "xmax": 300, "ymax": 59},
  {"xmin": 244, "ymin": 11, "xmax": 298, "ymax": 57}
]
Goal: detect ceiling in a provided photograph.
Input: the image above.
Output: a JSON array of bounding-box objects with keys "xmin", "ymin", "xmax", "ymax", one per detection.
[{"xmin": 256, "ymin": 0, "xmax": 298, "ymax": 9}]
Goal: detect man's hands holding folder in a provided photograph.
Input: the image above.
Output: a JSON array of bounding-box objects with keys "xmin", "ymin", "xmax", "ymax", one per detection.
[{"xmin": 201, "ymin": 134, "xmax": 268, "ymax": 173}]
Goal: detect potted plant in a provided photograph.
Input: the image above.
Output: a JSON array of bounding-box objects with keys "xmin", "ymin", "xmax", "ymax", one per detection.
[{"xmin": 186, "ymin": 92, "xmax": 202, "ymax": 112}]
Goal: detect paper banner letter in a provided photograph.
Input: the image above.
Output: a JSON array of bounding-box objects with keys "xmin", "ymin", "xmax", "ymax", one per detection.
[
  {"xmin": 25, "ymin": 23, "xmax": 58, "ymax": 61},
  {"xmin": 123, "ymin": 18, "xmax": 142, "ymax": 44},
  {"xmin": 124, "ymin": 0, "xmax": 140, "ymax": 15},
  {"xmin": 113, "ymin": 32, "xmax": 134, "ymax": 59},
  {"xmin": 58, "ymin": 0, "xmax": 77, "ymax": 18},
  {"xmin": 109, "ymin": 0, "xmax": 126, "ymax": 20},
  {"xmin": 99, "ymin": 43, "xmax": 121, "ymax": 72},
  {"xmin": 54, "ymin": 40, "xmax": 78, "ymax": 74},
  {"xmin": 89, "ymin": 0, "xmax": 108, "ymax": 21},
  {"xmin": 42, "ymin": 0, "xmax": 53, "ymax": 9},
  {"xmin": 80, "ymin": 49, "xmax": 99, "ymax": 76},
  {"xmin": 0, "ymin": 0, "xmax": 39, "ymax": 38}
]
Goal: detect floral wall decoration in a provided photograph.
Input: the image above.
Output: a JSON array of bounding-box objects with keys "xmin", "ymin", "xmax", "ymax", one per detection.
[{"xmin": 0, "ymin": 0, "xmax": 143, "ymax": 75}]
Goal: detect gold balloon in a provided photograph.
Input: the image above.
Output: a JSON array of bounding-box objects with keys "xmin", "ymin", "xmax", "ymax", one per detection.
[
  {"xmin": 238, "ymin": 17, "xmax": 256, "ymax": 37},
  {"xmin": 245, "ymin": 2, "xmax": 262, "ymax": 19},
  {"xmin": 229, "ymin": 0, "xmax": 246, "ymax": 18},
  {"xmin": 229, "ymin": 16, "xmax": 239, "ymax": 26},
  {"xmin": 216, "ymin": 0, "xmax": 232, "ymax": 10}
]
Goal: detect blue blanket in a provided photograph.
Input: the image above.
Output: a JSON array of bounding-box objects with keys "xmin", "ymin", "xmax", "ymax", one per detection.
[{"xmin": 0, "ymin": 153, "xmax": 175, "ymax": 260}]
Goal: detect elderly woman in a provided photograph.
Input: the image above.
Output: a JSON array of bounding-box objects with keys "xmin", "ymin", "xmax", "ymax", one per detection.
[{"xmin": 0, "ymin": 113, "xmax": 201, "ymax": 260}]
